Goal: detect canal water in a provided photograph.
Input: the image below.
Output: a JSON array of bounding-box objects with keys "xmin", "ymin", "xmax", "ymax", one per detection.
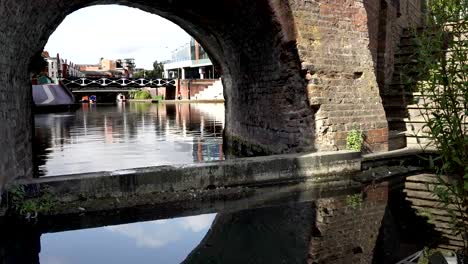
[
  {"xmin": 34, "ymin": 103, "xmax": 225, "ymax": 177},
  {"xmin": 0, "ymin": 103, "xmax": 421, "ymax": 263},
  {"xmin": 0, "ymin": 201, "xmax": 332, "ymax": 264},
  {"xmin": 24, "ymin": 103, "xmax": 326, "ymax": 264},
  {"xmin": 39, "ymin": 213, "xmax": 217, "ymax": 264}
]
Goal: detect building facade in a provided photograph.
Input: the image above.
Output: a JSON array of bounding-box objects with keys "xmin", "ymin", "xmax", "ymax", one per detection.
[
  {"xmin": 43, "ymin": 52, "xmax": 85, "ymax": 83},
  {"xmin": 78, "ymin": 58, "xmax": 136, "ymax": 78},
  {"xmin": 163, "ymin": 38, "xmax": 219, "ymax": 79}
]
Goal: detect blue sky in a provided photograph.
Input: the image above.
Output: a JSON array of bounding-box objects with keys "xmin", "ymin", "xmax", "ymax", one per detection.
[
  {"xmin": 45, "ymin": 5, "xmax": 191, "ymax": 69},
  {"xmin": 40, "ymin": 214, "xmax": 216, "ymax": 264}
]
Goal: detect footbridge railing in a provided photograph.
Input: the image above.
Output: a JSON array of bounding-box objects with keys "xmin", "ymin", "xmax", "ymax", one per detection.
[{"xmin": 62, "ymin": 77, "xmax": 176, "ymax": 89}]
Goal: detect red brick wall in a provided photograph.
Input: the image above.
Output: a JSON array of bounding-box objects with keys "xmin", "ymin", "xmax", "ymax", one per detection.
[
  {"xmin": 176, "ymin": 79, "xmax": 217, "ymax": 100},
  {"xmin": 291, "ymin": 0, "xmax": 389, "ymax": 152},
  {"xmin": 289, "ymin": 0, "xmax": 424, "ymax": 152}
]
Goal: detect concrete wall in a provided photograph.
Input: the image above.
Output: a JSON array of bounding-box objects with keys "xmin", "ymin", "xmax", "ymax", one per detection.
[
  {"xmin": 6, "ymin": 151, "xmax": 361, "ymax": 215},
  {"xmin": 0, "ymin": 0, "xmax": 425, "ymax": 194}
]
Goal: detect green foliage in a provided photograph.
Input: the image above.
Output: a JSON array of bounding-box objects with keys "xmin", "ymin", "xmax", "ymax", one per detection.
[
  {"xmin": 133, "ymin": 60, "xmax": 164, "ymax": 78},
  {"xmin": 346, "ymin": 193, "xmax": 363, "ymax": 209},
  {"xmin": 417, "ymin": 207, "xmax": 436, "ymax": 223},
  {"xmin": 152, "ymin": 95, "xmax": 164, "ymax": 101},
  {"xmin": 7, "ymin": 185, "xmax": 55, "ymax": 219},
  {"xmin": 152, "ymin": 61, "xmax": 164, "ymax": 77},
  {"xmin": 346, "ymin": 129, "xmax": 363, "ymax": 151},
  {"xmin": 406, "ymin": 0, "xmax": 468, "ymax": 254},
  {"xmin": 417, "ymin": 247, "xmax": 455, "ymax": 264},
  {"xmin": 8, "ymin": 185, "xmax": 26, "ymax": 213},
  {"xmin": 130, "ymin": 90, "xmax": 152, "ymax": 100}
]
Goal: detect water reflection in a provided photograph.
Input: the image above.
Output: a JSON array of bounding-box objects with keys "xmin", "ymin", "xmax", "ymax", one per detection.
[
  {"xmin": 0, "ymin": 191, "xmax": 398, "ymax": 264},
  {"xmin": 34, "ymin": 103, "xmax": 224, "ymax": 177},
  {"xmin": 40, "ymin": 214, "xmax": 216, "ymax": 264},
  {"xmin": 0, "ymin": 202, "xmax": 317, "ymax": 264}
]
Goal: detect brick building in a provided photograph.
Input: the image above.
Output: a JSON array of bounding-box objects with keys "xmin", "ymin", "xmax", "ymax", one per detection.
[{"xmin": 43, "ymin": 52, "xmax": 84, "ymax": 82}]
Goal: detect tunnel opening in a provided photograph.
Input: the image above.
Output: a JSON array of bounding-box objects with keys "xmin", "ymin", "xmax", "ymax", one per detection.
[
  {"xmin": 32, "ymin": 4, "xmax": 227, "ymax": 177},
  {"xmin": 8, "ymin": 0, "xmax": 313, "ymax": 180}
]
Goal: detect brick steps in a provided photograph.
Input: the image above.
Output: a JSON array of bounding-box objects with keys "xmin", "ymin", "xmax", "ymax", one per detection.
[
  {"xmin": 405, "ymin": 174, "xmax": 465, "ymax": 251},
  {"xmin": 382, "ymin": 28, "xmax": 427, "ymax": 150},
  {"xmin": 193, "ymin": 79, "xmax": 224, "ymax": 100}
]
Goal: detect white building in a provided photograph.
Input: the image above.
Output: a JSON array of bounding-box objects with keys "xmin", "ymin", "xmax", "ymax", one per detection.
[
  {"xmin": 163, "ymin": 38, "xmax": 219, "ymax": 80},
  {"xmin": 44, "ymin": 53, "xmax": 84, "ymax": 83}
]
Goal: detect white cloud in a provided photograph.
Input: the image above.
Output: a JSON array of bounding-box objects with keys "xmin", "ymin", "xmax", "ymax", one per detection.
[
  {"xmin": 106, "ymin": 221, "xmax": 181, "ymax": 249},
  {"xmin": 104, "ymin": 214, "xmax": 216, "ymax": 249},
  {"xmin": 180, "ymin": 214, "xmax": 216, "ymax": 232},
  {"xmin": 45, "ymin": 4, "xmax": 191, "ymax": 69}
]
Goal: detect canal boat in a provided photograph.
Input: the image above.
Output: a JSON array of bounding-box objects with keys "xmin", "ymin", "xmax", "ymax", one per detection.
[
  {"xmin": 80, "ymin": 95, "xmax": 89, "ymax": 103},
  {"xmin": 32, "ymin": 83, "xmax": 80, "ymax": 112},
  {"xmin": 89, "ymin": 95, "xmax": 97, "ymax": 104},
  {"xmin": 116, "ymin": 93, "xmax": 127, "ymax": 102}
]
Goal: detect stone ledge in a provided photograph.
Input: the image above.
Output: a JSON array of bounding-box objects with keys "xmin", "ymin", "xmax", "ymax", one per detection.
[
  {"xmin": 0, "ymin": 180, "xmax": 361, "ymax": 231},
  {"xmin": 1, "ymin": 151, "xmax": 361, "ymax": 216}
]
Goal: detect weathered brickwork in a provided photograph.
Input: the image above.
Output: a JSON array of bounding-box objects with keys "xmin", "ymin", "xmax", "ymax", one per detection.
[
  {"xmin": 373, "ymin": 0, "xmax": 424, "ymax": 90},
  {"xmin": 0, "ymin": 0, "xmax": 425, "ymax": 193},
  {"xmin": 0, "ymin": 0, "xmax": 40, "ymax": 197},
  {"xmin": 289, "ymin": 0, "xmax": 424, "ymax": 152},
  {"xmin": 289, "ymin": 0, "xmax": 388, "ymax": 152},
  {"xmin": 308, "ymin": 183, "xmax": 389, "ymax": 264}
]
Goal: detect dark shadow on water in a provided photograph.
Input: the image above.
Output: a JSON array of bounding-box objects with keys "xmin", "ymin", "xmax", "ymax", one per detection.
[
  {"xmin": 183, "ymin": 203, "xmax": 316, "ymax": 264},
  {"xmin": 372, "ymin": 176, "xmax": 445, "ymax": 264},
  {"xmin": 0, "ymin": 201, "xmax": 318, "ymax": 264}
]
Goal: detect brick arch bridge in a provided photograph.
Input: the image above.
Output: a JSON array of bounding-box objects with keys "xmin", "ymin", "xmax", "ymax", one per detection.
[{"xmin": 0, "ymin": 0, "xmax": 424, "ymax": 190}]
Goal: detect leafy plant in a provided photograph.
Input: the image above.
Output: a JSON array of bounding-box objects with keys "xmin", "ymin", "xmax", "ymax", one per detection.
[
  {"xmin": 406, "ymin": 0, "xmax": 468, "ymax": 255},
  {"xmin": 346, "ymin": 129, "xmax": 363, "ymax": 151},
  {"xmin": 346, "ymin": 193, "xmax": 363, "ymax": 209},
  {"xmin": 7, "ymin": 185, "xmax": 55, "ymax": 219},
  {"xmin": 130, "ymin": 90, "xmax": 152, "ymax": 100}
]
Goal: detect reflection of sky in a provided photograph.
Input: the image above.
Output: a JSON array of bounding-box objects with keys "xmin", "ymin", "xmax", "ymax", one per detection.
[
  {"xmin": 35, "ymin": 103, "xmax": 224, "ymax": 176},
  {"xmin": 40, "ymin": 214, "xmax": 216, "ymax": 264}
]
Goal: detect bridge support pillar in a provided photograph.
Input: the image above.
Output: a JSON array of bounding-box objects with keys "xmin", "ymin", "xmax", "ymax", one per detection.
[{"xmin": 181, "ymin": 68, "xmax": 186, "ymax": 79}]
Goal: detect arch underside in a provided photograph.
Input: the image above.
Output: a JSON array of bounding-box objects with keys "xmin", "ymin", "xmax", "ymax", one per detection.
[
  {"xmin": 0, "ymin": 0, "xmax": 315, "ymax": 189},
  {"xmin": 0, "ymin": 0, "xmax": 422, "ymax": 194}
]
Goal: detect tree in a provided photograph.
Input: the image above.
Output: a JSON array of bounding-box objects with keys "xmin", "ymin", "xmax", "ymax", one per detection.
[
  {"xmin": 151, "ymin": 60, "xmax": 164, "ymax": 78},
  {"xmin": 409, "ymin": 0, "xmax": 468, "ymax": 257},
  {"xmin": 133, "ymin": 60, "xmax": 165, "ymax": 78}
]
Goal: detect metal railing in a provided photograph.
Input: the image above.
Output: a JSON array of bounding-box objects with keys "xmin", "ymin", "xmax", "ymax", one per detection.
[{"xmin": 62, "ymin": 77, "xmax": 176, "ymax": 88}]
